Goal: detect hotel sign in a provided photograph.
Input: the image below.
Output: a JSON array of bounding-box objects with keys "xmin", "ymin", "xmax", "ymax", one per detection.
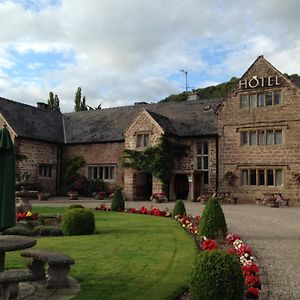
[{"xmin": 239, "ymin": 75, "xmax": 282, "ymax": 89}]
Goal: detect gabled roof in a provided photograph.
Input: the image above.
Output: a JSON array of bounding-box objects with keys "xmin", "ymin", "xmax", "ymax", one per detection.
[
  {"xmin": 63, "ymin": 99, "xmax": 221, "ymax": 144},
  {"xmin": 0, "ymin": 97, "xmax": 64, "ymax": 143}
]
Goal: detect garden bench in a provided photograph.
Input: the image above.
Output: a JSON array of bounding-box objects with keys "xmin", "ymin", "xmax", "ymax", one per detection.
[
  {"xmin": 21, "ymin": 249, "xmax": 75, "ymax": 289},
  {"xmin": 0, "ymin": 269, "xmax": 34, "ymax": 300}
]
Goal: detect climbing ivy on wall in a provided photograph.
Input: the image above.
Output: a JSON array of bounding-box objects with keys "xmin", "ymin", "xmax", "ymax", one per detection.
[{"xmin": 121, "ymin": 138, "xmax": 189, "ymax": 187}]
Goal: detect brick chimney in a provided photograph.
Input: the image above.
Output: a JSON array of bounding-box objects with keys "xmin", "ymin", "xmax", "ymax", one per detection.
[{"xmin": 37, "ymin": 102, "xmax": 50, "ymax": 110}]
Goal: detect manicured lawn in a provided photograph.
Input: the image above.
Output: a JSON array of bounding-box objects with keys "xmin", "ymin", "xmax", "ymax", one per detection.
[{"xmin": 6, "ymin": 207, "xmax": 196, "ymax": 300}]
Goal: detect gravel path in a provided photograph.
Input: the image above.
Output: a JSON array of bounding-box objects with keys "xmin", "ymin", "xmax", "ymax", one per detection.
[{"xmin": 33, "ymin": 199, "xmax": 300, "ymax": 300}]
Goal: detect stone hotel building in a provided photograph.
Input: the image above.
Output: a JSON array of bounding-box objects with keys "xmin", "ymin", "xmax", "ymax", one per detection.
[{"xmin": 1, "ymin": 56, "xmax": 300, "ymax": 204}]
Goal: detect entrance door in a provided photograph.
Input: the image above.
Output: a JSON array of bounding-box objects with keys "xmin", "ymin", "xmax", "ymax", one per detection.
[
  {"xmin": 135, "ymin": 172, "xmax": 152, "ymax": 200},
  {"xmin": 173, "ymin": 174, "xmax": 189, "ymax": 200}
]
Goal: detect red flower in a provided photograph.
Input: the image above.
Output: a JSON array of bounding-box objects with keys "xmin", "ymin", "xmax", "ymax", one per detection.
[
  {"xmin": 202, "ymin": 239, "xmax": 219, "ymax": 251},
  {"xmin": 242, "ymin": 263, "xmax": 260, "ymax": 276},
  {"xmin": 238, "ymin": 243, "xmax": 252, "ymax": 256},
  {"xmin": 226, "ymin": 233, "xmax": 241, "ymax": 244},
  {"xmin": 140, "ymin": 207, "xmax": 148, "ymax": 214},
  {"xmin": 245, "ymin": 274, "xmax": 261, "ymax": 287}
]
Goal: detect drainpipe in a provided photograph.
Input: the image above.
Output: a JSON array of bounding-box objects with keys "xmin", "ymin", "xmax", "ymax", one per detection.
[{"xmin": 215, "ymin": 135, "xmax": 219, "ymax": 193}]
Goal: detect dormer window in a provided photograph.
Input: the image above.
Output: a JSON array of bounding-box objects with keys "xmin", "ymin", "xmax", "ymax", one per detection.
[{"xmin": 136, "ymin": 133, "xmax": 149, "ymax": 148}]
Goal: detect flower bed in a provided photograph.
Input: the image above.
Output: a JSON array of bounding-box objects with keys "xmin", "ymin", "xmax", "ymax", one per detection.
[
  {"xmin": 175, "ymin": 217, "xmax": 261, "ymax": 299},
  {"xmin": 94, "ymin": 205, "xmax": 262, "ymax": 299},
  {"xmin": 16, "ymin": 211, "xmax": 39, "ymax": 221}
]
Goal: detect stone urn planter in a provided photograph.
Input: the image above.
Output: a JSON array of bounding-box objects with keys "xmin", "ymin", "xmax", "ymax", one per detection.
[
  {"xmin": 68, "ymin": 191, "xmax": 79, "ymax": 200},
  {"xmin": 16, "ymin": 184, "xmax": 38, "ymax": 212}
]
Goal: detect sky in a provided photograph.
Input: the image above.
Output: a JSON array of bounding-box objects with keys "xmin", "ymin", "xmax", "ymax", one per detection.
[{"xmin": 1, "ymin": 0, "xmax": 300, "ymax": 112}]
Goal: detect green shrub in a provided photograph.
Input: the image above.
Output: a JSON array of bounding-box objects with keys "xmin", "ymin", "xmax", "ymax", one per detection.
[
  {"xmin": 111, "ymin": 188, "xmax": 125, "ymax": 211},
  {"xmin": 69, "ymin": 204, "xmax": 84, "ymax": 209},
  {"xmin": 198, "ymin": 197, "xmax": 227, "ymax": 239},
  {"xmin": 62, "ymin": 208, "xmax": 95, "ymax": 236},
  {"xmin": 172, "ymin": 200, "xmax": 186, "ymax": 216},
  {"xmin": 33, "ymin": 225, "xmax": 63, "ymax": 236},
  {"xmin": 190, "ymin": 250, "xmax": 244, "ymax": 300}
]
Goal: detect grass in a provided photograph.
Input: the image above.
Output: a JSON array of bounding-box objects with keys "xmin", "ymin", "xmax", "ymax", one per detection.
[{"xmin": 6, "ymin": 207, "xmax": 196, "ymax": 300}]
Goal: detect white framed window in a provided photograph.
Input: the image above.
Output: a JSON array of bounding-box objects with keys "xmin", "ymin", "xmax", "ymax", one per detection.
[
  {"xmin": 240, "ymin": 129, "xmax": 283, "ymax": 146},
  {"xmin": 240, "ymin": 91, "xmax": 281, "ymax": 108},
  {"xmin": 136, "ymin": 134, "xmax": 149, "ymax": 148},
  {"xmin": 87, "ymin": 165, "xmax": 115, "ymax": 180},
  {"xmin": 38, "ymin": 164, "xmax": 53, "ymax": 178},
  {"xmin": 240, "ymin": 168, "xmax": 283, "ymax": 186},
  {"xmin": 196, "ymin": 141, "xmax": 209, "ymax": 184}
]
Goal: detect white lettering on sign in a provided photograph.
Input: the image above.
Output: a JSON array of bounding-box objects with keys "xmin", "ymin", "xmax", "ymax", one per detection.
[{"xmin": 239, "ymin": 76, "xmax": 281, "ymax": 89}]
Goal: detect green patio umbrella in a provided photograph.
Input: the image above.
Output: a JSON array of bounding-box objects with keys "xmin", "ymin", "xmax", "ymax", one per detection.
[{"xmin": 0, "ymin": 125, "xmax": 16, "ymax": 231}]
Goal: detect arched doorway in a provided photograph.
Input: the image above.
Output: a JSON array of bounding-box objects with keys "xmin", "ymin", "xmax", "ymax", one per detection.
[
  {"xmin": 173, "ymin": 174, "xmax": 189, "ymax": 200},
  {"xmin": 134, "ymin": 172, "xmax": 152, "ymax": 200}
]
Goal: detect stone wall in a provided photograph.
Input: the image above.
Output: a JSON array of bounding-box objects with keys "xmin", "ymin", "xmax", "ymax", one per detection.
[
  {"xmin": 218, "ymin": 56, "xmax": 300, "ymax": 204},
  {"xmin": 124, "ymin": 111, "xmax": 164, "ymax": 200},
  {"xmin": 63, "ymin": 142, "xmax": 125, "ymax": 191},
  {"xmin": 14, "ymin": 138, "xmax": 59, "ymax": 193}
]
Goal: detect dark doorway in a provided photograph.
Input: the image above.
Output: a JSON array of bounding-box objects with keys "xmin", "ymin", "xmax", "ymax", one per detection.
[
  {"xmin": 135, "ymin": 172, "xmax": 152, "ymax": 200},
  {"xmin": 173, "ymin": 174, "xmax": 189, "ymax": 200}
]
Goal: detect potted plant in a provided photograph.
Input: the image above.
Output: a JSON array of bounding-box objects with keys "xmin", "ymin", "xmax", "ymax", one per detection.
[
  {"xmin": 67, "ymin": 190, "xmax": 79, "ymax": 200},
  {"xmin": 223, "ymin": 171, "xmax": 238, "ymax": 186}
]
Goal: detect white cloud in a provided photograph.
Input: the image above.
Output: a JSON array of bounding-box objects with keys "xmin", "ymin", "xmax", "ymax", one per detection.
[{"xmin": 0, "ymin": 0, "xmax": 300, "ymax": 112}]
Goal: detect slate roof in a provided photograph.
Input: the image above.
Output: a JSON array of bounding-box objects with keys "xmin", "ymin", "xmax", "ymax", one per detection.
[
  {"xmin": 0, "ymin": 97, "xmax": 64, "ymax": 143},
  {"xmin": 63, "ymin": 99, "xmax": 220, "ymax": 144}
]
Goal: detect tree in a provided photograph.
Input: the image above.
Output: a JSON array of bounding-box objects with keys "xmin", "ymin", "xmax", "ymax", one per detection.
[
  {"xmin": 74, "ymin": 87, "xmax": 88, "ymax": 112},
  {"xmin": 48, "ymin": 91, "xmax": 60, "ymax": 111}
]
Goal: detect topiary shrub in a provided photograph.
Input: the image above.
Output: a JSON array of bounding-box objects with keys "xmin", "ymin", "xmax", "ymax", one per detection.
[
  {"xmin": 190, "ymin": 250, "xmax": 245, "ymax": 300},
  {"xmin": 111, "ymin": 188, "xmax": 125, "ymax": 212},
  {"xmin": 62, "ymin": 208, "xmax": 95, "ymax": 236},
  {"xmin": 172, "ymin": 199, "xmax": 186, "ymax": 216},
  {"xmin": 198, "ymin": 197, "xmax": 227, "ymax": 239},
  {"xmin": 69, "ymin": 204, "xmax": 84, "ymax": 209}
]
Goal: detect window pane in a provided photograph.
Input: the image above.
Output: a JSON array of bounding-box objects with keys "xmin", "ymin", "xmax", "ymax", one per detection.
[
  {"xmin": 143, "ymin": 134, "xmax": 149, "ymax": 147},
  {"xmin": 197, "ymin": 144, "xmax": 202, "ymax": 155},
  {"xmin": 250, "ymin": 170, "xmax": 256, "ymax": 185},
  {"xmin": 267, "ymin": 130, "xmax": 273, "ymax": 145},
  {"xmin": 93, "ymin": 167, "xmax": 98, "ymax": 179},
  {"xmin": 274, "ymin": 130, "xmax": 282, "ymax": 145},
  {"xmin": 136, "ymin": 135, "xmax": 142, "ymax": 147},
  {"xmin": 267, "ymin": 169, "xmax": 274, "ymax": 185},
  {"xmin": 110, "ymin": 167, "xmax": 115, "ymax": 179},
  {"xmin": 197, "ymin": 157, "xmax": 202, "ymax": 170},
  {"xmin": 258, "ymin": 130, "xmax": 265, "ymax": 145},
  {"xmin": 240, "ymin": 95, "xmax": 248, "ymax": 108},
  {"xmin": 99, "ymin": 167, "xmax": 103, "ymax": 179},
  {"xmin": 48, "ymin": 166, "xmax": 52, "ymax": 177},
  {"xmin": 240, "ymin": 132, "xmax": 248, "ymax": 146},
  {"xmin": 258, "ymin": 94, "xmax": 264, "ymax": 107},
  {"xmin": 88, "ymin": 167, "xmax": 92, "ymax": 179},
  {"xmin": 241, "ymin": 170, "xmax": 248, "ymax": 185},
  {"xmin": 203, "ymin": 157, "xmax": 208, "ymax": 170},
  {"xmin": 275, "ymin": 170, "xmax": 282, "ymax": 186},
  {"xmin": 249, "ymin": 131, "xmax": 257, "ymax": 145},
  {"xmin": 203, "ymin": 142, "xmax": 208, "ymax": 154},
  {"xmin": 203, "ymin": 172, "xmax": 209, "ymax": 184},
  {"xmin": 274, "ymin": 91, "xmax": 281, "ymax": 105},
  {"xmin": 258, "ymin": 169, "xmax": 265, "ymax": 185},
  {"xmin": 265, "ymin": 92, "xmax": 273, "ymax": 106},
  {"xmin": 249, "ymin": 94, "xmax": 257, "ymax": 107}
]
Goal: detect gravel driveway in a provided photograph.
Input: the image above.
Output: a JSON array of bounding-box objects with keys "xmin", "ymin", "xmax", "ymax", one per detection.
[{"xmin": 33, "ymin": 199, "xmax": 300, "ymax": 300}]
